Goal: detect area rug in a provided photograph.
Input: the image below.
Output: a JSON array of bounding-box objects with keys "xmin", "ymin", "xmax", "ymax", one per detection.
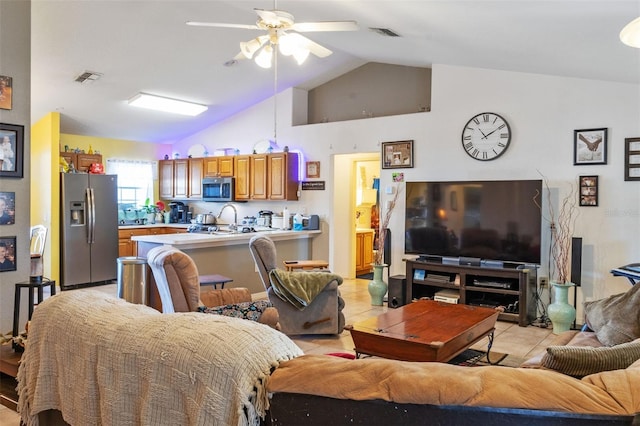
[
  {"xmin": 447, "ymin": 349, "xmax": 525, "ymax": 368},
  {"xmin": 356, "ymin": 273, "xmax": 374, "ymax": 280}
]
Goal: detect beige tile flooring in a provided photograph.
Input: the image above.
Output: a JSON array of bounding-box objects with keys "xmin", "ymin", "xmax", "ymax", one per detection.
[{"xmin": 0, "ymin": 278, "xmax": 555, "ymax": 423}]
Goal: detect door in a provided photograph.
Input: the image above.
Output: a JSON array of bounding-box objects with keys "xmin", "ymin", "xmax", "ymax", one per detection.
[
  {"xmin": 188, "ymin": 158, "xmax": 203, "ymax": 199},
  {"xmin": 174, "ymin": 159, "xmax": 188, "ymax": 199},
  {"xmin": 159, "ymin": 160, "xmax": 174, "ymax": 199},
  {"xmin": 89, "ymin": 174, "xmax": 119, "ymax": 283},
  {"xmin": 234, "ymin": 155, "xmax": 251, "ymax": 200},
  {"xmin": 250, "ymin": 154, "xmax": 267, "ymax": 199}
]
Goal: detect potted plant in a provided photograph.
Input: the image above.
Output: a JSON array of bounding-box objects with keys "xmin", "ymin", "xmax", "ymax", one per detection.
[
  {"xmin": 542, "ymin": 177, "xmax": 579, "ymax": 334},
  {"xmin": 368, "ymin": 186, "xmax": 402, "ymax": 306}
]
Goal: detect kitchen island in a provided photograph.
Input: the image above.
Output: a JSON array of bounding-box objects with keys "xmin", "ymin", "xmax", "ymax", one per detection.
[{"xmin": 132, "ymin": 230, "xmax": 322, "ymax": 295}]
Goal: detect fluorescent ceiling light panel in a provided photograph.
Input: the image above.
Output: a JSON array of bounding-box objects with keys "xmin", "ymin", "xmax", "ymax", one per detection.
[{"xmin": 128, "ymin": 93, "xmax": 208, "ymax": 116}]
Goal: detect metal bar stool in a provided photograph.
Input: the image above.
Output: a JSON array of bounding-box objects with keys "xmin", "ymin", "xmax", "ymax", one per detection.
[{"xmin": 13, "ymin": 277, "xmax": 56, "ymax": 351}]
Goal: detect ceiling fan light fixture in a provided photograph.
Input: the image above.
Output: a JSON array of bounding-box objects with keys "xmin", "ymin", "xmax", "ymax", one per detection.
[
  {"xmin": 240, "ymin": 35, "xmax": 269, "ymax": 59},
  {"xmin": 128, "ymin": 93, "xmax": 208, "ymax": 116},
  {"xmin": 293, "ymin": 47, "xmax": 310, "ymax": 65},
  {"xmin": 620, "ymin": 16, "xmax": 640, "ymax": 48},
  {"xmin": 255, "ymin": 44, "xmax": 274, "ymax": 68}
]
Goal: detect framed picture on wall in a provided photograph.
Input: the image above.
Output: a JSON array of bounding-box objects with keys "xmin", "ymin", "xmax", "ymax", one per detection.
[
  {"xmin": 0, "ymin": 123, "xmax": 24, "ymax": 178},
  {"xmin": 0, "ymin": 236, "xmax": 16, "ymax": 272},
  {"xmin": 0, "ymin": 75, "xmax": 12, "ymax": 110},
  {"xmin": 574, "ymin": 128, "xmax": 607, "ymax": 165},
  {"xmin": 624, "ymin": 137, "xmax": 640, "ymax": 181},
  {"xmin": 579, "ymin": 175, "xmax": 598, "ymax": 207},
  {"xmin": 306, "ymin": 161, "xmax": 320, "ymax": 178},
  {"xmin": 382, "ymin": 140, "xmax": 414, "ymax": 169},
  {"xmin": 0, "ymin": 191, "xmax": 15, "ymax": 224}
]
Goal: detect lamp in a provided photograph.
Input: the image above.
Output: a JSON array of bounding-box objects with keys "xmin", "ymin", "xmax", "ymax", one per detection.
[
  {"xmin": 620, "ymin": 16, "xmax": 640, "ymax": 48},
  {"xmin": 128, "ymin": 93, "xmax": 208, "ymax": 116},
  {"xmin": 254, "ymin": 44, "xmax": 274, "ymax": 69},
  {"xmin": 242, "ymin": 31, "xmax": 311, "ymax": 69},
  {"xmin": 240, "ymin": 35, "xmax": 269, "ymax": 59}
]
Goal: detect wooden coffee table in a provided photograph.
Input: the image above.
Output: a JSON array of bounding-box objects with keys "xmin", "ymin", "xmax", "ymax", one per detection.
[{"xmin": 346, "ymin": 300, "xmax": 499, "ymax": 362}]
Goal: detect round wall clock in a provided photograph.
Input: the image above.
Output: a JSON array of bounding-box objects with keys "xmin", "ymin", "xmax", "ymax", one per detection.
[{"xmin": 461, "ymin": 112, "xmax": 511, "ymax": 161}]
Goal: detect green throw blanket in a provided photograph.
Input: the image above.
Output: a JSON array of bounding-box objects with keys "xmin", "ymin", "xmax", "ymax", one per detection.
[{"xmin": 269, "ymin": 269, "xmax": 342, "ymax": 310}]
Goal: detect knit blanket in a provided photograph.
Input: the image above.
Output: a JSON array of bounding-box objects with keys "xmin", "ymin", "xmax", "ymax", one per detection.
[
  {"xmin": 17, "ymin": 290, "xmax": 303, "ymax": 426},
  {"xmin": 269, "ymin": 270, "xmax": 343, "ymax": 310}
]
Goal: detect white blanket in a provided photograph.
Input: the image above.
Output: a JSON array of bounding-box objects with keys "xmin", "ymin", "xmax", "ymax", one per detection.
[{"xmin": 17, "ymin": 290, "xmax": 302, "ymax": 426}]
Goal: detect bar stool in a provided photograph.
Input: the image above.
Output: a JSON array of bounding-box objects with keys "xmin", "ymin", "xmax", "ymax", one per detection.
[
  {"xmin": 199, "ymin": 274, "xmax": 233, "ymax": 289},
  {"xmin": 13, "ymin": 277, "xmax": 56, "ymax": 351},
  {"xmin": 283, "ymin": 260, "xmax": 329, "ymax": 271}
]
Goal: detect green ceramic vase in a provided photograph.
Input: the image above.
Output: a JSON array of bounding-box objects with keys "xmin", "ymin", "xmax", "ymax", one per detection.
[
  {"xmin": 368, "ymin": 264, "xmax": 388, "ymax": 306},
  {"xmin": 548, "ymin": 282, "xmax": 576, "ymax": 334}
]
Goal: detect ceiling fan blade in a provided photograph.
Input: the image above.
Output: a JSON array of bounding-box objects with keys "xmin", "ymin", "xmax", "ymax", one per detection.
[
  {"xmin": 254, "ymin": 9, "xmax": 285, "ymax": 27},
  {"xmin": 186, "ymin": 21, "xmax": 260, "ymax": 30},
  {"xmin": 292, "ymin": 21, "xmax": 359, "ymax": 32},
  {"xmin": 290, "ymin": 33, "xmax": 333, "ymax": 58}
]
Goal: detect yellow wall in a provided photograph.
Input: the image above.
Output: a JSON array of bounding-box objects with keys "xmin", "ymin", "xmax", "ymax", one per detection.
[
  {"xmin": 31, "ymin": 112, "xmax": 60, "ymax": 281},
  {"xmin": 30, "ymin": 113, "xmax": 172, "ymax": 285}
]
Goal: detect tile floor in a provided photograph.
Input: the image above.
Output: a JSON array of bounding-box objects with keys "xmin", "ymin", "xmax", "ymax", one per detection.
[{"xmin": 0, "ymin": 278, "xmax": 555, "ymax": 424}]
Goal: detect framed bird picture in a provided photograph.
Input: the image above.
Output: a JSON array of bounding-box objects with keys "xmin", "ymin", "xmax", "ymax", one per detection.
[{"xmin": 574, "ymin": 128, "xmax": 607, "ymax": 165}]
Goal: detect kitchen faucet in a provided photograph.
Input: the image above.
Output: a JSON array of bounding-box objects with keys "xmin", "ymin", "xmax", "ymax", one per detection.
[{"xmin": 217, "ymin": 203, "xmax": 238, "ymax": 231}]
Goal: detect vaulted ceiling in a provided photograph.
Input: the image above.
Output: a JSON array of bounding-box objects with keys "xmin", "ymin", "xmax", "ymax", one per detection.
[{"xmin": 31, "ymin": 1, "xmax": 640, "ymax": 144}]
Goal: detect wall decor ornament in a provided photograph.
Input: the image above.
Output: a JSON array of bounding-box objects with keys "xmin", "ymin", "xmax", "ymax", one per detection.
[
  {"xmin": 0, "ymin": 123, "xmax": 24, "ymax": 178},
  {"xmin": 574, "ymin": 128, "xmax": 607, "ymax": 165},
  {"xmin": 382, "ymin": 140, "xmax": 414, "ymax": 169},
  {"xmin": 0, "ymin": 236, "xmax": 17, "ymax": 272},
  {"xmin": 578, "ymin": 175, "xmax": 598, "ymax": 207},
  {"xmin": 306, "ymin": 161, "xmax": 320, "ymax": 178},
  {"xmin": 624, "ymin": 137, "xmax": 640, "ymax": 181},
  {"xmin": 0, "ymin": 75, "xmax": 12, "ymax": 110}
]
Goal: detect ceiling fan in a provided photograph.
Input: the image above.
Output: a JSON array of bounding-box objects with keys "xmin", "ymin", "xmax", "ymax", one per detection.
[{"xmin": 187, "ymin": 5, "xmax": 358, "ymax": 68}]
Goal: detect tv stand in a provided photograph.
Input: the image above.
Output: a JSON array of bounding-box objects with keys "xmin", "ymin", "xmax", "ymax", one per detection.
[{"xmin": 406, "ymin": 259, "xmax": 536, "ymax": 326}]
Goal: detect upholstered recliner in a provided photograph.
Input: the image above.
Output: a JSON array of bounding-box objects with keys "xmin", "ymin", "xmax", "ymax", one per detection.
[
  {"xmin": 145, "ymin": 245, "xmax": 280, "ymax": 329},
  {"xmin": 249, "ymin": 235, "xmax": 345, "ymax": 335}
]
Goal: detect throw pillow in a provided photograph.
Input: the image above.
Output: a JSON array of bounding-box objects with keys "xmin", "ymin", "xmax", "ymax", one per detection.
[
  {"xmin": 583, "ymin": 283, "xmax": 640, "ymax": 346},
  {"xmin": 541, "ymin": 338, "xmax": 640, "ymax": 377}
]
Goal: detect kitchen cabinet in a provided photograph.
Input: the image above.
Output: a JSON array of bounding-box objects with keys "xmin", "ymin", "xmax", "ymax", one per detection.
[
  {"xmin": 250, "ymin": 154, "xmax": 268, "ymax": 200},
  {"xmin": 234, "ymin": 155, "xmax": 251, "ymax": 200},
  {"xmin": 204, "ymin": 156, "xmax": 234, "ymax": 177},
  {"xmin": 60, "ymin": 152, "xmax": 103, "ymax": 173},
  {"xmin": 268, "ymin": 152, "xmax": 299, "ymax": 200},
  {"xmin": 118, "ymin": 227, "xmax": 188, "ymax": 257},
  {"xmin": 356, "ymin": 229, "xmax": 375, "ymax": 276},
  {"xmin": 158, "ymin": 159, "xmax": 203, "ymax": 200}
]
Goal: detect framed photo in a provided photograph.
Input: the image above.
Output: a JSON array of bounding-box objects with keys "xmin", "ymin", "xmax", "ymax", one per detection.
[
  {"xmin": 0, "ymin": 236, "xmax": 16, "ymax": 272},
  {"xmin": 382, "ymin": 140, "xmax": 414, "ymax": 169},
  {"xmin": 0, "ymin": 75, "xmax": 12, "ymax": 110},
  {"xmin": 579, "ymin": 175, "xmax": 598, "ymax": 207},
  {"xmin": 624, "ymin": 137, "xmax": 640, "ymax": 181},
  {"xmin": 0, "ymin": 192, "xmax": 16, "ymax": 224},
  {"xmin": 306, "ymin": 161, "xmax": 320, "ymax": 178},
  {"xmin": 574, "ymin": 128, "xmax": 607, "ymax": 165},
  {"xmin": 0, "ymin": 123, "xmax": 24, "ymax": 178}
]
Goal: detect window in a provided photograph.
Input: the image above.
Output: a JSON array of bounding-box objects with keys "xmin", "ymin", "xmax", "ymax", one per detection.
[{"xmin": 106, "ymin": 159, "xmax": 156, "ymax": 209}]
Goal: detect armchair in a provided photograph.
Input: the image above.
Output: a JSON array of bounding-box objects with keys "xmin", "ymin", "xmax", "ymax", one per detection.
[
  {"xmin": 145, "ymin": 245, "xmax": 279, "ymax": 329},
  {"xmin": 249, "ymin": 235, "xmax": 345, "ymax": 335}
]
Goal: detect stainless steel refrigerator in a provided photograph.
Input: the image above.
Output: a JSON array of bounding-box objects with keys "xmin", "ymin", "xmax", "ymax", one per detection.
[{"xmin": 60, "ymin": 173, "xmax": 119, "ymax": 289}]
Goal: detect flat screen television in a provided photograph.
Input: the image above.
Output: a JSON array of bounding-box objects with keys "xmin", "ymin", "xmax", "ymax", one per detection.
[{"xmin": 405, "ymin": 180, "xmax": 542, "ymax": 265}]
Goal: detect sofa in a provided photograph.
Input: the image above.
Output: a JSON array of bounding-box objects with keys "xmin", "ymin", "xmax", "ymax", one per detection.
[{"xmin": 17, "ymin": 287, "xmax": 640, "ymax": 425}]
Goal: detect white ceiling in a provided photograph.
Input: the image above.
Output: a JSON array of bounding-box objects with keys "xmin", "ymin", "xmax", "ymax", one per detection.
[{"xmin": 31, "ymin": 1, "xmax": 640, "ymax": 144}]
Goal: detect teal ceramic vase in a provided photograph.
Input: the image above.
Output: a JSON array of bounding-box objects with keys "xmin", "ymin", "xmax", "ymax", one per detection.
[
  {"xmin": 548, "ymin": 282, "xmax": 576, "ymax": 334},
  {"xmin": 368, "ymin": 264, "xmax": 388, "ymax": 306}
]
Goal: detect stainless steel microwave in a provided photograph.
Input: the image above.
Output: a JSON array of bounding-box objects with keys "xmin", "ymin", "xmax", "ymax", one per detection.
[{"xmin": 202, "ymin": 177, "xmax": 235, "ymax": 202}]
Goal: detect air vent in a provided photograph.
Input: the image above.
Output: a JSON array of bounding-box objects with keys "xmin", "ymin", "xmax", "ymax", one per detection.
[
  {"xmin": 369, "ymin": 27, "xmax": 401, "ymax": 37},
  {"xmin": 74, "ymin": 71, "xmax": 103, "ymax": 84}
]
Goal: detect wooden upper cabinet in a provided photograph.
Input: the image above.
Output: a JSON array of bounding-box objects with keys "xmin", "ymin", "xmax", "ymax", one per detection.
[
  {"xmin": 268, "ymin": 152, "xmax": 299, "ymax": 201},
  {"xmin": 204, "ymin": 156, "xmax": 235, "ymax": 178},
  {"xmin": 250, "ymin": 154, "xmax": 268, "ymax": 200},
  {"xmin": 188, "ymin": 158, "xmax": 203, "ymax": 199},
  {"xmin": 173, "ymin": 159, "xmax": 189, "ymax": 199},
  {"xmin": 60, "ymin": 152, "xmax": 103, "ymax": 173},
  {"xmin": 234, "ymin": 155, "xmax": 251, "ymax": 200},
  {"xmin": 159, "ymin": 160, "xmax": 175, "ymax": 199}
]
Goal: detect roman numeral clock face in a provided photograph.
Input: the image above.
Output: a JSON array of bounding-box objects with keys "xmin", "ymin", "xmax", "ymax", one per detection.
[{"xmin": 461, "ymin": 112, "xmax": 511, "ymax": 161}]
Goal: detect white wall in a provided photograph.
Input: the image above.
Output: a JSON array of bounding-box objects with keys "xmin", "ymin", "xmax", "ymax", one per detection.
[
  {"xmin": 0, "ymin": 1, "xmax": 31, "ymax": 336},
  {"xmin": 174, "ymin": 63, "xmax": 640, "ymax": 320}
]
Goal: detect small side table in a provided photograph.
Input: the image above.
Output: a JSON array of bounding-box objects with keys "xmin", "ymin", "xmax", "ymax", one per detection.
[
  {"xmin": 199, "ymin": 274, "xmax": 233, "ymax": 289},
  {"xmin": 13, "ymin": 278, "xmax": 56, "ymax": 351}
]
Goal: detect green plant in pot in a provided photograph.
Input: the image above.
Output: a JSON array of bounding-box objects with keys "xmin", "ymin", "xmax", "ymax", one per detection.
[
  {"xmin": 140, "ymin": 198, "xmax": 158, "ymax": 224},
  {"xmin": 543, "ymin": 178, "xmax": 579, "ymax": 334}
]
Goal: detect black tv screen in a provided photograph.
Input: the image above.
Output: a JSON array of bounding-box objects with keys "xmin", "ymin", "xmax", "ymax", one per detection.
[{"xmin": 405, "ymin": 180, "xmax": 542, "ymax": 265}]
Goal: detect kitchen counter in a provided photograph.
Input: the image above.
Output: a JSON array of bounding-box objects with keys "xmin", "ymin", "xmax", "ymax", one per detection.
[
  {"xmin": 118, "ymin": 223, "xmax": 190, "ymax": 230},
  {"xmin": 133, "ymin": 229, "xmax": 322, "ymax": 295}
]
